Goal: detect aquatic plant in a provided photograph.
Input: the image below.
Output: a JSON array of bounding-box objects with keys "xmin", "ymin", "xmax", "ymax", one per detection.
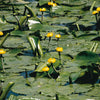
[
  {"xmin": 56, "ymin": 47, "xmax": 63, "ymax": 60},
  {"xmin": 48, "ymin": 58, "xmax": 59, "ymax": 73},
  {"xmin": 1, "ymin": 0, "xmax": 100, "ymax": 99},
  {"xmin": 42, "ymin": 66, "xmax": 52, "ymax": 78},
  {"xmin": 48, "ymin": 2, "xmax": 57, "ymax": 17},
  {"xmin": 0, "ymin": 31, "xmax": 3, "ymax": 36},
  {"xmin": 0, "ymin": 49, "xmax": 6, "ymax": 71},
  {"xmin": 55, "ymin": 34, "xmax": 61, "ymax": 46},
  {"xmin": 28, "ymin": 36, "xmax": 43, "ymax": 57},
  {"xmin": 40, "ymin": 8, "xmax": 46, "ymax": 21},
  {"xmin": 0, "ymin": 82, "xmax": 14, "ymax": 100},
  {"xmin": 0, "ymin": 33, "xmax": 10, "ymax": 48},
  {"xmin": 68, "ymin": 51, "xmax": 100, "ymax": 84},
  {"xmin": 46, "ymin": 32, "xmax": 53, "ymax": 51},
  {"xmin": 55, "ymin": 34, "xmax": 61, "ymax": 40},
  {"xmin": 42, "ymin": 66, "xmax": 49, "ymax": 72},
  {"xmin": 92, "ymin": 7, "xmax": 100, "ymax": 30}
]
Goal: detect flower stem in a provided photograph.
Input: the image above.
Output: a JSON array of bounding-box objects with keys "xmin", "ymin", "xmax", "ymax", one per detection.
[
  {"xmin": 47, "ymin": 37, "xmax": 51, "ymax": 51},
  {"xmin": 56, "ymin": 38, "xmax": 59, "ymax": 46},
  {"xmin": 0, "ymin": 55, "xmax": 4, "ymax": 72},
  {"xmin": 0, "ymin": 33, "xmax": 10, "ymax": 48},
  {"xmin": 0, "ymin": 82, "xmax": 14, "ymax": 100},
  {"xmin": 47, "ymin": 72, "xmax": 52, "ymax": 78},
  {"xmin": 58, "ymin": 52, "xmax": 61, "ymax": 60},
  {"xmin": 41, "ymin": 12, "xmax": 43, "ymax": 22},
  {"xmin": 51, "ymin": 63, "xmax": 59, "ymax": 73}
]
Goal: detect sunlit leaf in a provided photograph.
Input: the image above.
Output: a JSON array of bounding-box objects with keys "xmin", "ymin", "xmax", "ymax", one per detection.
[{"xmin": 28, "ymin": 36, "xmax": 43, "ymax": 57}]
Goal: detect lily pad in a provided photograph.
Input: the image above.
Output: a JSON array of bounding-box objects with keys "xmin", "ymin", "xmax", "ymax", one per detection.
[{"xmin": 67, "ymin": 51, "xmax": 100, "ymax": 67}]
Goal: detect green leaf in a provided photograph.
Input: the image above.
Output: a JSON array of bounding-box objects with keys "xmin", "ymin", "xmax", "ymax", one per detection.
[
  {"xmin": 8, "ymin": 95, "xmax": 17, "ymax": 100},
  {"xmin": 15, "ymin": 16, "xmax": 27, "ymax": 30},
  {"xmin": 37, "ymin": 39, "xmax": 43, "ymax": 56},
  {"xmin": 24, "ymin": 5, "xmax": 41, "ymax": 23},
  {"xmin": 70, "ymin": 69, "xmax": 87, "ymax": 82},
  {"xmin": 68, "ymin": 51, "xmax": 100, "ymax": 67},
  {"xmin": 25, "ymin": 5, "xmax": 36, "ymax": 18},
  {"xmin": 28, "ymin": 36, "xmax": 38, "ymax": 56},
  {"xmin": 35, "ymin": 60, "xmax": 60, "ymax": 72},
  {"xmin": 0, "ymin": 15, "xmax": 6, "ymax": 23},
  {"xmin": 35, "ymin": 62, "xmax": 49, "ymax": 72},
  {"xmin": 28, "ymin": 36, "xmax": 43, "ymax": 57},
  {"xmin": 0, "ymin": 82, "xmax": 15, "ymax": 100},
  {"xmin": 76, "ymin": 51, "xmax": 100, "ymax": 65},
  {"xmin": 10, "ymin": 30, "xmax": 25, "ymax": 36}
]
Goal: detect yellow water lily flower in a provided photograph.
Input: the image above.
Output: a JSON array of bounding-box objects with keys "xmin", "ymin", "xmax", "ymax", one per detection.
[
  {"xmin": 40, "ymin": 8, "xmax": 46, "ymax": 12},
  {"xmin": 48, "ymin": 58, "xmax": 56, "ymax": 63},
  {"xmin": 52, "ymin": 3, "xmax": 57, "ymax": 7},
  {"xmin": 56, "ymin": 47, "xmax": 63, "ymax": 52},
  {"xmin": 92, "ymin": 11, "xmax": 99, "ymax": 15},
  {"xmin": 0, "ymin": 49, "xmax": 6, "ymax": 54},
  {"xmin": 0, "ymin": 31, "xmax": 3, "ymax": 36},
  {"xmin": 47, "ymin": 32, "xmax": 53, "ymax": 37},
  {"xmin": 48, "ymin": 2, "xmax": 53, "ymax": 6},
  {"xmin": 96, "ymin": 7, "xmax": 100, "ymax": 12},
  {"xmin": 42, "ymin": 66, "xmax": 49, "ymax": 72},
  {"xmin": 55, "ymin": 34, "xmax": 61, "ymax": 38}
]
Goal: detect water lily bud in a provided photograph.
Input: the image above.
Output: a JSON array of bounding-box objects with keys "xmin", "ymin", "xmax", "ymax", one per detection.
[
  {"xmin": 55, "ymin": 34, "xmax": 61, "ymax": 38},
  {"xmin": 48, "ymin": 58, "xmax": 56, "ymax": 63},
  {"xmin": 40, "ymin": 8, "xmax": 46, "ymax": 12},
  {"xmin": 56, "ymin": 47, "xmax": 63, "ymax": 52},
  {"xmin": 42, "ymin": 66, "xmax": 49, "ymax": 72},
  {"xmin": 48, "ymin": 2, "xmax": 53, "ymax": 6},
  {"xmin": 0, "ymin": 49, "xmax": 6, "ymax": 55},
  {"xmin": 52, "ymin": 3, "xmax": 57, "ymax": 7},
  {"xmin": 0, "ymin": 32, "xmax": 3, "ymax": 36},
  {"xmin": 96, "ymin": 7, "xmax": 100, "ymax": 12},
  {"xmin": 92, "ymin": 11, "xmax": 99, "ymax": 15},
  {"xmin": 46, "ymin": 32, "xmax": 53, "ymax": 37}
]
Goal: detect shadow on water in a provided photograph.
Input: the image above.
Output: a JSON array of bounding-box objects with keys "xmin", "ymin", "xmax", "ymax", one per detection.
[
  {"xmin": 17, "ymin": 50, "xmax": 34, "ymax": 56},
  {"xmin": 43, "ymin": 49, "xmax": 56, "ymax": 55},
  {"xmin": 19, "ymin": 70, "xmax": 34, "ymax": 78},
  {"xmin": 6, "ymin": 90, "xmax": 26, "ymax": 100},
  {"xmin": 24, "ymin": 0, "xmax": 36, "ymax": 2},
  {"xmin": 22, "ymin": 50, "xmax": 34, "ymax": 56},
  {"xmin": 37, "ymin": 14, "xmax": 50, "ymax": 18}
]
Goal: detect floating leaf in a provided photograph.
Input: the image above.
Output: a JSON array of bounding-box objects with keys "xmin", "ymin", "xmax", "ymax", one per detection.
[
  {"xmin": 68, "ymin": 51, "xmax": 100, "ymax": 67},
  {"xmin": 75, "ymin": 51, "xmax": 100, "ymax": 63},
  {"xmin": 10, "ymin": 30, "xmax": 26, "ymax": 36},
  {"xmin": 70, "ymin": 69, "xmax": 87, "ymax": 83}
]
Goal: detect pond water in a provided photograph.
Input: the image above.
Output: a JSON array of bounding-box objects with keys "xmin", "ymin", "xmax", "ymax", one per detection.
[
  {"xmin": 20, "ymin": 70, "xmax": 34, "ymax": 78},
  {"xmin": 6, "ymin": 90, "xmax": 26, "ymax": 100},
  {"xmin": 24, "ymin": 0, "xmax": 36, "ymax": 2},
  {"xmin": 1, "ymin": 0, "xmax": 100, "ymax": 100}
]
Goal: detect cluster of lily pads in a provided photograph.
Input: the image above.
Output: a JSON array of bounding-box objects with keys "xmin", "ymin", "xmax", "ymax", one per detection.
[{"xmin": 1, "ymin": 0, "xmax": 100, "ymax": 99}]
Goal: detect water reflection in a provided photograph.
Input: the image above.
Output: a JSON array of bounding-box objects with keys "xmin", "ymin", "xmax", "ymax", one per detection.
[
  {"xmin": 20, "ymin": 70, "xmax": 34, "ymax": 78},
  {"xmin": 6, "ymin": 90, "xmax": 26, "ymax": 100},
  {"xmin": 24, "ymin": 0, "xmax": 36, "ymax": 2}
]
